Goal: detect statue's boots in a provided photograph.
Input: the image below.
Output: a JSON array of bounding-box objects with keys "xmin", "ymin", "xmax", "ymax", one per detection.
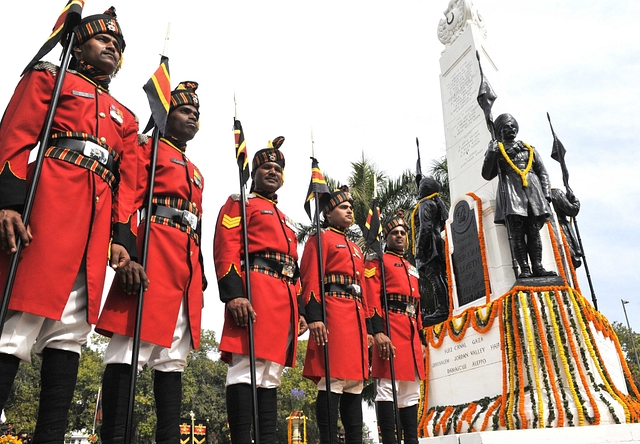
[
  {"xmin": 226, "ymin": 383, "xmax": 254, "ymax": 444},
  {"xmin": 155, "ymin": 371, "xmax": 182, "ymax": 444},
  {"xmin": 33, "ymin": 348, "xmax": 79, "ymax": 444},
  {"xmin": 422, "ymin": 266, "xmax": 449, "ymax": 327},
  {"xmin": 340, "ymin": 393, "xmax": 363, "ymax": 444},
  {"xmin": 528, "ymin": 227, "xmax": 556, "ymax": 277},
  {"xmin": 0, "ymin": 353, "xmax": 20, "ymax": 409},
  {"xmin": 376, "ymin": 401, "xmax": 398, "ymax": 443},
  {"xmin": 100, "ymin": 364, "xmax": 132, "ymax": 444},
  {"xmin": 399, "ymin": 405, "xmax": 419, "ymax": 444},
  {"xmin": 510, "ymin": 220, "xmax": 533, "ymax": 279},
  {"xmin": 316, "ymin": 390, "xmax": 341, "ymax": 444}
]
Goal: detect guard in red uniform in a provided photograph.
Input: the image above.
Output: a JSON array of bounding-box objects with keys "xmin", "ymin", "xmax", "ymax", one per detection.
[
  {"xmin": 302, "ymin": 186, "xmax": 368, "ymax": 444},
  {"xmin": 95, "ymin": 82, "xmax": 205, "ymax": 444},
  {"xmin": 0, "ymin": 8, "xmax": 137, "ymax": 443},
  {"xmin": 214, "ymin": 138, "xmax": 303, "ymax": 444},
  {"xmin": 365, "ymin": 213, "xmax": 426, "ymax": 444}
]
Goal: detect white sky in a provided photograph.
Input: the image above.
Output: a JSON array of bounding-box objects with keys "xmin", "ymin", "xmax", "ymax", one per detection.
[{"xmin": 1, "ymin": 0, "xmax": 639, "ymax": 406}]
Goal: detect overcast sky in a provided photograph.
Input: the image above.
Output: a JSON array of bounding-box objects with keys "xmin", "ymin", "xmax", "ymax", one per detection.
[{"xmin": 1, "ymin": 0, "xmax": 639, "ymax": 364}]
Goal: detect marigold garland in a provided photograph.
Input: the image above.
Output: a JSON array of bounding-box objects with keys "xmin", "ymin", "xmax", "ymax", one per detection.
[
  {"xmin": 511, "ymin": 293, "xmax": 528, "ymax": 429},
  {"xmin": 504, "ymin": 293, "xmax": 517, "ymax": 429},
  {"xmin": 498, "ymin": 298, "xmax": 508, "ymax": 427},
  {"xmin": 444, "ymin": 225, "xmax": 454, "ymax": 316},
  {"xmin": 560, "ymin": 227, "xmax": 582, "ymax": 295},
  {"xmin": 466, "ymin": 193, "xmax": 492, "ymax": 303},
  {"xmin": 543, "ymin": 221, "xmax": 567, "ymax": 284},
  {"xmin": 553, "ymin": 290, "xmax": 600, "ymax": 424},
  {"xmin": 498, "ymin": 141, "xmax": 534, "ymax": 187},
  {"xmin": 530, "ymin": 292, "xmax": 564, "ymax": 426},
  {"xmin": 520, "ymin": 291, "xmax": 545, "ymax": 427},
  {"xmin": 545, "ymin": 290, "xmax": 585, "ymax": 425},
  {"xmin": 471, "ymin": 302, "xmax": 498, "ymax": 333},
  {"xmin": 481, "ymin": 397, "xmax": 503, "ymax": 431},
  {"xmin": 449, "ymin": 311, "xmax": 470, "ymax": 341}
]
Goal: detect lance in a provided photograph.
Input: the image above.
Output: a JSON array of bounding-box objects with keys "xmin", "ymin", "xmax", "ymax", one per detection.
[
  {"xmin": 0, "ymin": 28, "xmax": 78, "ymax": 332},
  {"xmin": 415, "ymin": 137, "xmax": 423, "ymax": 187},
  {"xmin": 475, "ymin": 50, "xmax": 519, "ymax": 279},
  {"xmin": 546, "ymin": 113, "xmax": 598, "ymax": 310},
  {"xmin": 311, "ymin": 136, "xmax": 334, "ymax": 442},
  {"xmin": 366, "ymin": 186, "xmax": 402, "ymax": 444},
  {"xmin": 234, "ymin": 98, "xmax": 261, "ymax": 443}
]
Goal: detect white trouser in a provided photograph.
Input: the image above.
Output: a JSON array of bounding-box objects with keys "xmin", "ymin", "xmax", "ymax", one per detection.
[
  {"xmin": 317, "ymin": 377, "xmax": 364, "ymax": 395},
  {"xmin": 225, "ymin": 353, "xmax": 285, "ymax": 389},
  {"xmin": 0, "ymin": 269, "xmax": 90, "ymax": 362},
  {"xmin": 375, "ymin": 376, "xmax": 421, "ymax": 408},
  {"xmin": 103, "ymin": 302, "xmax": 191, "ymax": 372}
]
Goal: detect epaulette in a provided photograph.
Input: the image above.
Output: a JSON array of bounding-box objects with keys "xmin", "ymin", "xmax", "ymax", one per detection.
[
  {"xmin": 33, "ymin": 61, "xmax": 59, "ymax": 74},
  {"xmin": 364, "ymin": 251, "xmax": 379, "ymax": 262},
  {"xmin": 231, "ymin": 193, "xmax": 257, "ymax": 202},
  {"xmin": 138, "ymin": 134, "xmax": 149, "ymax": 145}
]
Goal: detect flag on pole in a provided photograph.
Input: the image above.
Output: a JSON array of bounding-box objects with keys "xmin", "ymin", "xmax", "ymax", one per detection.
[
  {"xmin": 304, "ymin": 157, "xmax": 330, "ymax": 220},
  {"xmin": 476, "ymin": 51, "xmax": 498, "ymax": 138},
  {"xmin": 234, "ymin": 119, "xmax": 250, "ymax": 186},
  {"xmin": 362, "ymin": 198, "xmax": 383, "ymax": 255},
  {"xmin": 22, "ymin": 0, "xmax": 85, "ymax": 75},
  {"xmin": 547, "ymin": 112, "xmax": 570, "ymax": 188},
  {"xmin": 142, "ymin": 56, "xmax": 171, "ymax": 134}
]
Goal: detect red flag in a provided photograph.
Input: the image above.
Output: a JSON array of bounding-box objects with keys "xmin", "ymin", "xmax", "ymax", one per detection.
[
  {"xmin": 22, "ymin": 0, "xmax": 85, "ymax": 75},
  {"xmin": 142, "ymin": 56, "xmax": 171, "ymax": 134},
  {"xmin": 234, "ymin": 119, "xmax": 250, "ymax": 186},
  {"xmin": 304, "ymin": 157, "xmax": 331, "ymax": 220}
]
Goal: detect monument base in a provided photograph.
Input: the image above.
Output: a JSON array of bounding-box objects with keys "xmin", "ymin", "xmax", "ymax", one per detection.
[
  {"xmin": 419, "ymin": 285, "xmax": 640, "ymax": 437},
  {"xmin": 418, "ymin": 422, "xmax": 640, "ymax": 444}
]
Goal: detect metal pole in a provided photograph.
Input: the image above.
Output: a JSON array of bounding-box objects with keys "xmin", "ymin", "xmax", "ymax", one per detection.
[{"xmin": 621, "ymin": 299, "xmax": 640, "ymax": 371}]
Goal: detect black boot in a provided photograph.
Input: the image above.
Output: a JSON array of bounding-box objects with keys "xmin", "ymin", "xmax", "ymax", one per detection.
[
  {"xmin": 316, "ymin": 390, "xmax": 340, "ymax": 444},
  {"xmin": 256, "ymin": 388, "xmax": 277, "ymax": 444},
  {"xmin": 155, "ymin": 371, "xmax": 182, "ymax": 444},
  {"xmin": 100, "ymin": 364, "xmax": 132, "ymax": 444},
  {"xmin": 509, "ymin": 218, "xmax": 532, "ymax": 279},
  {"xmin": 340, "ymin": 393, "xmax": 362, "ymax": 444},
  {"xmin": 528, "ymin": 225, "xmax": 556, "ymax": 277},
  {"xmin": 399, "ymin": 405, "xmax": 418, "ymax": 444},
  {"xmin": 226, "ymin": 384, "xmax": 254, "ymax": 444},
  {"xmin": 422, "ymin": 263, "xmax": 449, "ymax": 327},
  {"xmin": 0, "ymin": 353, "xmax": 21, "ymax": 409},
  {"xmin": 32, "ymin": 348, "xmax": 79, "ymax": 444},
  {"xmin": 376, "ymin": 401, "xmax": 397, "ymax": 443}
]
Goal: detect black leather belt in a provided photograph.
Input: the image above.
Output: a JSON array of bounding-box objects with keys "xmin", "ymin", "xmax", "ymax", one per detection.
[
  {"xmin": 51, "ymin": 138, "xmax": 117, "ymax": 174},
  {"xmin": 325, "ymin": 283, "xmax": 362, "ymax": 299},
  {"xmin": 387, "ymin": 299, "xmax": 418, "ymax": 318},
  {"xmin": 249, "ymin": 256, "xmax": 298, "ymax": 281},
  {"xmin": 152, "ymin": 204, "xmax": 199, "ymax": 231}
]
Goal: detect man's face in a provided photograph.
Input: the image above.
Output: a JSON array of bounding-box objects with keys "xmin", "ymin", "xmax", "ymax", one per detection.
[
  {"xmin": 326, "ymin": 202, "xmax": 354, "ymax": 229},
  {"xmin": 252, "ymin": 162, "xmax": 283, "ymax": 194},
  {"xmin": 386, "ymin": 226, "xmax": 407, "ymax": 252},
  {"xmin": 499, "ymin": 117, "xmax": 518, "ymax": 143},
  {"xmin": 165, "ymin": 105, "xmax": 199, "ymax": 143},
  {"xmin": 74, "ymin": 33, "xmax": 121, "ymax": 75}
]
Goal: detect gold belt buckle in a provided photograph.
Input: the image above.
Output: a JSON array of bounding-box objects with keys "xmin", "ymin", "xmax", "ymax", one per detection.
[
  {"xmin": 281, "ymin": 264, "xmax": 295, "ymax": 278},
  {"xmin": 406, "ymin": 303, "xmax": 416, "ymax": 315}
]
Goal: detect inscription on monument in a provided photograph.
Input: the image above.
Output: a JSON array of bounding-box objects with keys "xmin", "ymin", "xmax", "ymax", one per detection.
[
  {"xmin": 451, "ymin": 200, "xmax": 488, "ymax": 306},
  {"xmin": 429, "ymin": 326, "xmax": 501, "ymax": 380}
]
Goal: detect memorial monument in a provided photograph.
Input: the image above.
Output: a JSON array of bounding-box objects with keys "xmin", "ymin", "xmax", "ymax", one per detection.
[{"xmin": 418, "ymin": 0, "xmax": 640, "ymax": 439}]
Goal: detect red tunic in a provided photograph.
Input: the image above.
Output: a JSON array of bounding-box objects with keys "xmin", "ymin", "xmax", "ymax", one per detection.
[
  {"xmin": 301, "ymin": 228, "xmax": 369, "ymax": 383},
  {"xmin": 0, "ymin": 65, "xmax": 138, "ymax": 324},
  {"xmin": 96, "ymin": 137, "xmax": 205, "ymax": 348},
  {"xmin": 214, "ymin": 193, "xmax": 300, "ymax": 367},
  {"xmin": 365, "ymin": 251, "xmax": 425, "ymax": 381}
]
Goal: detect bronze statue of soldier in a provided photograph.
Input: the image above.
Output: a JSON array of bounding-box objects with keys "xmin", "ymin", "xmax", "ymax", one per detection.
[{"xmin": 482, "ymin": 113, "xmax": 556, "ymax": 279}]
